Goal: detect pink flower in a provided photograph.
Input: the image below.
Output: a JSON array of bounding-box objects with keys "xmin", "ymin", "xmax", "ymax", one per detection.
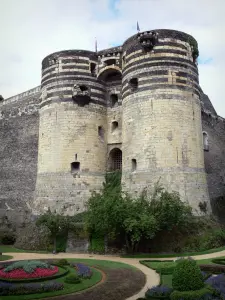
[{"xmin": 0, "ymin": 266, "xmax": 58, "ymax": 279}]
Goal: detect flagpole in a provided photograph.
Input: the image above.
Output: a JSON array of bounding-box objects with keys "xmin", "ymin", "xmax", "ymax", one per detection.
[{"xmin": 95, "ymin": 37, "xmax": 97, "ymax": 53}]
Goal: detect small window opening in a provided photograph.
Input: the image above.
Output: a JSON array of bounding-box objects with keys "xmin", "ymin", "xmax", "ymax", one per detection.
[
  {"xmin": 129, "ymin": 78, "xmax": 138, "ymax": 91},
  {"xmin": 203, "ymin": 132, "xmax": 209, "ymax": 151},
  {"xmin": 132, "ymin": 159, "xmax": 137, "ymax": 172},
  {"xmin": 122, "ymin": 55, "xmax": 126, "ymax": 64},
  {"xmin": 110, "ymin": 94, "xmax": 118, "ymax": 107},
  {"xmin": 80, "ymin": 85, "xmax": 88, "ymax": 92},
  {"xmin": 112, "ymin": 121, "xmax": 119, "ymax": 132},
  {"xmin": 90, "ymin": 63, "xmax": 96, "ymax": 76},
  {"xmin": 98, "ymin": 126, "xmax": 104, "ymax": 141},
  {"xmin": 75, "ymin": 154, "xmax": 77, "ymax": 160},
  {"xmin": 71, "ymin": 162, "xmax": 80, "ymax": 173}
]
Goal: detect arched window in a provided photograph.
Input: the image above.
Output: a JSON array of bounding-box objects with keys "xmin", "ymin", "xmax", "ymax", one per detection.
[
  {"xmin": 203, "ymin": 132, "xmax": 209, "ymax": 151},
  {"xmin": 108, "ymin": 148, "xmax": 122, "ymax": 171}
]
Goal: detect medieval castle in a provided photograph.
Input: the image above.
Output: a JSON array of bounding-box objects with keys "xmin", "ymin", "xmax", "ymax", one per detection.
[{"xmin": 1, "ymin": 29, "xmax": 225, "ymax": 222}]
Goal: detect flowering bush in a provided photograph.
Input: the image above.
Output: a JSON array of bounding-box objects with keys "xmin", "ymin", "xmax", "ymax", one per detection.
[
  {"xmin": 145, "ymin": 285, "xmax": 172, "ymax": 298},
  {"xmin": 71, "ymin": 263, "xmax": 92, "ymax": 279},
  {"xmin": 205, "ymin": 273, "xmax": 225, "ymax": 298},
  {"xmin": 0, "ymin": 266, "xmax": 58, "ymax": 279},
  {"xmin": 0, "ymin": 280, "xmax": 63, "ymax": 296},
  {"xmin": 4, "ymin": 260, "xmax": 54, "ymax": 273}
]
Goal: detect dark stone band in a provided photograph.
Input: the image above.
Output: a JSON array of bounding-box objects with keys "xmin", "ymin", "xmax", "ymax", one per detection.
[
  {"xmin": 123, "ymin": 56, "xmax": 198, "ymax": 76},
  {"xmin": 42, "ymin": 50, "xmax": 97, "ymax": 70},
  {"xmin": 122, "ymin": 70, "xmax": 199, "ymax": 85},
  {"xmin": 39, "ymin": 96, "xmax": 107, "ymax": 109},
  {"xmin": 46, "ymin": 83, "xmax": 106, "ymax": 93},
  {"xmin": 42, "ymin": 76, "xmax": 104, "ymax": 89},
  {"xmin": 125, "ymin": 48, "xmax": 188, "ymax": 64},
  {"xmin": 122, "ymin": 84, "xmax": 201, "ymax": 100},
  {"xmin": 46, "ymin": 90, "xmax": 105, "ymax": 101}
]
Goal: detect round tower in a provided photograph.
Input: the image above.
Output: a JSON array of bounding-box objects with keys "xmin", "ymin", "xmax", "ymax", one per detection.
[
  {"xmin": 121, "ymin": 29, "xmax": 210, "ymax": 213},
  {"xmin": 34, "ymin": 50, "xmax": 107, "ymax": 215}
]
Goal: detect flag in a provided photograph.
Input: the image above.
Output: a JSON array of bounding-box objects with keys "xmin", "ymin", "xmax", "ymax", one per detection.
[
  {"xmin": 95, "ymin": 38, "xmax": 97, "ymax": 53},
  {"xmin": 137, "ymin": 21, "xmax": 140, "ymax": 32}
]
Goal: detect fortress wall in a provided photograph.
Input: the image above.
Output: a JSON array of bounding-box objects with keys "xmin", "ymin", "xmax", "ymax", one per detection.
[
  {"xmin": 121, "ymin": 29, "xmax": 210, "ymax": 213},
  {"xmin": 34, "ymin": 50, "xmax": 107, "ymax": 215},
  {"xmin": 202, "ymin": 113, "xmax": 225, "ymax": 215},
  {"xmin": 0, "ymin": 88, "xmax": 40, "ymax": 214}
]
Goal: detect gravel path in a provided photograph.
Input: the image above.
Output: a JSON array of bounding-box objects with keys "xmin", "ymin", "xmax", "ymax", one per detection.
[{"xmin": 5, "ymin": 249, "xmax": 225, "ymax": 299}]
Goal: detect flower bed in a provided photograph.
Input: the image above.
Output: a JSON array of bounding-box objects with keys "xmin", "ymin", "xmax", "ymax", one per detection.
[
  {"xmin": 0, "ymin": 280, "xmax": 64, "ymax": 296},
  {"xmin": 0, "ymin": 265, "xmax": 58, "ymax": 279},
  {"xmin": 71, "ymin": 263, "xmax": 92, "ymax": 279}
]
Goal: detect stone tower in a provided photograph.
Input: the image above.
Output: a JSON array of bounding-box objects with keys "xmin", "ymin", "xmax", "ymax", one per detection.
[
  {"xmin": 33, "ymin": 29, "xmax": 210, "ymax": 215},
  {"xmin": 121, "ymin": 29, "xmax": 210, "ymax": 212},
  {"xmin": 34, "ymin": 50, "xmax": 107, "ymax": 215}
]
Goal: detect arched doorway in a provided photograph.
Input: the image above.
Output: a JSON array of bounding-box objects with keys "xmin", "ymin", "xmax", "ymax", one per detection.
[{"xmin": 108, "ymin": 148, "xmax": 122, "ymax": 171}]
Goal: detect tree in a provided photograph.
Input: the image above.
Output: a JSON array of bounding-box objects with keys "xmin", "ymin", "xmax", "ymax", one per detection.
[
  {"xmin": 122, "ymin": 192, "xmax": 158, "ymax": 253},
  {"xmin": 36, "ymin": 209, "xmax": 72, "ymax": 253},
  {"xmin": 85, "ymin": 175, "xmax": 194, "ymax": 254}
]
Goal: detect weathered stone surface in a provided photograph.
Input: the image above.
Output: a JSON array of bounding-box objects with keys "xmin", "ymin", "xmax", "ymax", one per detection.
[{"xmin": 0, "ymin": 29, "xmax": 224, "ymax": 225}]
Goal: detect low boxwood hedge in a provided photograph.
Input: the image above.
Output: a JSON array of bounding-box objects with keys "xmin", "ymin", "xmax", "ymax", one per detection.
[
  {"xmin": 199, "ymin": 264, "xmax": 225, "ymax": 274},
  {"xmin": 211, "ymin": 258, "xmax": 225, "ymax": 265},
  {"xmin": 170, "ymin": 286, "xmax": 214, "ymax": 300}
]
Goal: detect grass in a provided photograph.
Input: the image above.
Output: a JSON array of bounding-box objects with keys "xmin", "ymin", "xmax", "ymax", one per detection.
[
  {"xmin": 0, "ymin": 255, "xmax": 13, "ymax": 261},
  {"xmin": 122, "ymin": 245, "xmax": 225, "ymax": 258},
  {"xmin": 0, "ymin": 245, "xmax": 48, "ymax": 253},
  {"xmin": 67, "ymin": 258, "xmax": 137, "ymax": 270}
]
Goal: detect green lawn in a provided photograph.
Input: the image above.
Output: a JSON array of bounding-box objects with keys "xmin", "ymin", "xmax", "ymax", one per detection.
[
  {"xmin": 0, "ymin": 245, "xmax": 48, "ymax": 253},
  {"xmin": 122, "ymin": 245, "xmax": 225, "ymax": 258},
  {"xmin": 0, "ymin": 255, "xmax": 13, "ymax": 261}
]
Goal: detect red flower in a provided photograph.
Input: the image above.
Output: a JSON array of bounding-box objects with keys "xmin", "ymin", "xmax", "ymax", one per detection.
[{"xmin": 0, "ymin": 266, "xmax": 58, "ymax": 279}]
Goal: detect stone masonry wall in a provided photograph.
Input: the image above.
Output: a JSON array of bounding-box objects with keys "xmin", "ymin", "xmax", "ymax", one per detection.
[
  {"xmin": 202, "ymin": 112, "xmax": 225, "ymax": 217},
  {"xmin": 0, "ymin": 87, "xmax": 40, "ymax": 229}
]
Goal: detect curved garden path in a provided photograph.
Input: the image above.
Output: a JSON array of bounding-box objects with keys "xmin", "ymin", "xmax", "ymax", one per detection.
[{"xmin": 5, "ymin": 249, "xmax": 225, "ymax": 300}]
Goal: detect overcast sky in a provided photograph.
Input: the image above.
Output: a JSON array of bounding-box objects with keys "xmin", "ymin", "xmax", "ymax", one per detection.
[{"xmin": 0, "ymin": 0, "xmax": 224, "ymax": 116}]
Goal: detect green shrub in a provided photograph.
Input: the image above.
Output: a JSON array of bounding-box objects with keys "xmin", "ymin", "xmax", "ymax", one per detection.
[
  {"xmin": 64, "ymin": 274, "xmax": 81, "ymax": 284},
  {"xmin": 170, "ymin": 286, "xmax": 214, "ymax": 300},
  {"xmin": 157, "ymin": 266, "xmax": 175, "ymax": 275},
  {"xmin": 1, "ymin": 234, "xmax": 16, "ymax": 245},
  {"xmin": 54, "ymin": 259, "xmax": 69, "ymax": 266},
  {"xmin": 172, "ymin": 258, "xmax": 204, "ymax": 291}
]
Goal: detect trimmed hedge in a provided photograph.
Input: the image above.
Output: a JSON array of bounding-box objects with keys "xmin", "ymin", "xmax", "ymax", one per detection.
[
  {"xmin": 64, "ymin": 274, "xmax": 81, "ymax": 284},
  {"xmin": 211, "ymin": 258, "xmax": 225, "ymax": 265},
  {"xmin": 0, "ymin": 280, "xmax": 64, "ymax": 296},
  {"xmin": 199, "ymin": 264, "xmax": 225, "ymax": 274},
  {"xmin": 170, "ymin": 286, "xmax": 214, "ymax": 300}
]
